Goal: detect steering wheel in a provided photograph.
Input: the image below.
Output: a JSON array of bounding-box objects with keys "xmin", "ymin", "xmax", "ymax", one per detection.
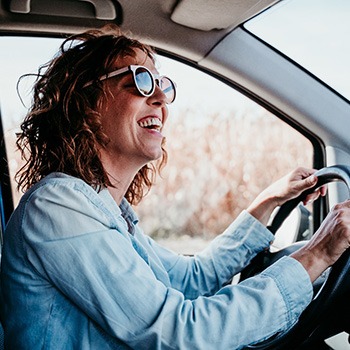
[{"xmin": 240, "ymin": 165, "xmax": 350, "ymax": 350}]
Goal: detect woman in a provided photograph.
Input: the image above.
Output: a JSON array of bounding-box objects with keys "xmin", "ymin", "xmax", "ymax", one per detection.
[{"xmin": 1, "ymin": 25, "xmax": 350, "ymax": 349}]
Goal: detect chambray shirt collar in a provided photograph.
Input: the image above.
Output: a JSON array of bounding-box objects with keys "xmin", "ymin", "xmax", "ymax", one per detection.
[
  {"xmin": 119, "ymin": 198, "xmax": 139, "ymax": 226},
  {"xmin": 42, "ymin": 174, "xmax": 139, "ymax": 232},
  {"xmin": 97, "ymin": 188, "xmax": 139, "ymax": 235}
]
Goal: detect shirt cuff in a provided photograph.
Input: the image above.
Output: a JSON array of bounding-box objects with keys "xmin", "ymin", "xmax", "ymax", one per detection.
[
  {"xmin": 261, "ymin": 255, "xmax": 313, "ymax": 327},
  {"xmin": 223, "ymin": 210, "xmax": 275, "ymax": 254},
  {"xmin": 202, "ymin": 210, "xmax": 275, "ymax": 282}
]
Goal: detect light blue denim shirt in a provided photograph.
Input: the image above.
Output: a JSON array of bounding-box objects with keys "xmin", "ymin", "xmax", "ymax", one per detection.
[{"xmin": 0, "ymin": 173, "xmax": 313, "ymax": 349}]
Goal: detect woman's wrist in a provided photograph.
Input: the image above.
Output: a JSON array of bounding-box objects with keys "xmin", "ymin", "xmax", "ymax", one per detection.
[
  {"xmin": 247, "ymin": 193, "xmax": 279, "ymax": 226},
  {"xmin": 290, "ymin": 247, "xmax": 329, "ymax": 283}
]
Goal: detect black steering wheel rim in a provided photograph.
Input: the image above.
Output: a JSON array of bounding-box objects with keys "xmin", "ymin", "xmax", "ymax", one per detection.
[
  {"xmin": 242, "ymin": 165, "xmax": 350, "ymax": 350},
  {"xmin": 267, "ymin": 165, "xmax": 350, "ymax": 235}
]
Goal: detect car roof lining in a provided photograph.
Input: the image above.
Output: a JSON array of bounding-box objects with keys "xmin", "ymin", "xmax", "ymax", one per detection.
[
  {"xmin": 0, "ymin": 0, "xmax": 280, "ymax": 62},
  {"xmin": 1, "ymin": 0, "xmax": 280, "ymax": 31},
  {"xmin": 8, "ymin": 0, "xmax": 118, "ymax": 20}
]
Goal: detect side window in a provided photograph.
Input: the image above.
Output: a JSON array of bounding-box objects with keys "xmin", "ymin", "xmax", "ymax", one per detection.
[
  {"xmin": 0, "ymin": 37, "xmax": 313, "ymax": 254},
  {"xmin": 137, "ymin": 58, "xmax": 313, "ymax": 254}
]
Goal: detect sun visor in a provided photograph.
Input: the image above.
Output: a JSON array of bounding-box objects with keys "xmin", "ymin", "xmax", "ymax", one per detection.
[
  {"xmin": 171, "ymin": 0, "xmax": 279, "ymax": 31},
  {"xmin": 7, "ymin": 0, "xmax": 120, "ymax": 20}
]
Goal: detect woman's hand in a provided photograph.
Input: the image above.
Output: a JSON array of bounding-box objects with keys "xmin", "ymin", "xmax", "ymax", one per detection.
[
  {"xmin": 247, "ymin": 167, "xmax": 326, "ymax": 225},
  {"xmin": 291, "ymin": 200, "xmax": 350, "ymax": 282},
  {"xmin": 262, "ymin": 167, "xmax": 327, "ymax": 206}
]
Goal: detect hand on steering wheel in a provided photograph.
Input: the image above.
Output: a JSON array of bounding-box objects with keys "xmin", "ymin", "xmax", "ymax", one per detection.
[
  {"xmin": 247, "ymin": 167, "xmax": 326, "ymax": 226},
  {"xmin": 241, "ymin": 165, "xmax": 350, "ymax": 350}
]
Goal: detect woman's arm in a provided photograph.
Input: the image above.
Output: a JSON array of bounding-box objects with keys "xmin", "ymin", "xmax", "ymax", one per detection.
[
  {"xmin": 151, "ymin": 167, "xmax": 324, "ymax": 297},
  {"xmin": 145, "ymin": 210, "xmax": 274, "ymax": 298},
  {"xmin": 148, "ymin": 168, "xmax": 325, "ymax": 299}
]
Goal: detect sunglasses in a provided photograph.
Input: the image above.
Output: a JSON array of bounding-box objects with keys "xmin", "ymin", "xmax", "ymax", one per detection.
[{"xmin": 84, "ymin": 65, "xmax": 176, "ymax": 104}]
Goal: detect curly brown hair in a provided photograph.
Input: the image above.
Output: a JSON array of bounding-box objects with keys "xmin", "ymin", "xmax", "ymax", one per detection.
[{"xmin": 16, "ymin": 25, "xmax": 167, "ymax": 205}]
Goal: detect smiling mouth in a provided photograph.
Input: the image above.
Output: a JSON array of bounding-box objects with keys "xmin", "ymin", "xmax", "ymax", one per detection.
[{"xmin": 138, "ymin": 117, "xmax": 163, "ymax": 131}]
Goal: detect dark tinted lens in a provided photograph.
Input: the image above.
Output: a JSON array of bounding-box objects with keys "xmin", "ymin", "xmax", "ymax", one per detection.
[
  {"xmin": 135, "ymin": 67, "xmax": 154, "ymax": 95},
  {"xmin": 160, "ymin": 77, "xmax": 176, "ymax": 104}
]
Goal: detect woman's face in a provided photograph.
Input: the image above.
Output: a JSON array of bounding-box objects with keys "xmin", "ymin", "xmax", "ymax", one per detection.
[{"xmin": 97, "ymin": 49, "xmax": 169, "ymax": 169}]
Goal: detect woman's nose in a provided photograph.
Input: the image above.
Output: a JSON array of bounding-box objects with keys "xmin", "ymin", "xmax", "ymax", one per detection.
[{"xmin": 147, "ymin": 84, "xmax": 167, "ymax": 107}]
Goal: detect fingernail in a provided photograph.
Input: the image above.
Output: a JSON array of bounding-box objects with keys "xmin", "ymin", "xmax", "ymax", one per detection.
[{"xmin": 309, "ymin": 175, "xmax": 316, "ymax": 182}]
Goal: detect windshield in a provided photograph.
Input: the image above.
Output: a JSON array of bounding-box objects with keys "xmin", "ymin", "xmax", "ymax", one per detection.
[{"xmin": 245, "ymin": 0, "xmax": 350, "ymax": 101}]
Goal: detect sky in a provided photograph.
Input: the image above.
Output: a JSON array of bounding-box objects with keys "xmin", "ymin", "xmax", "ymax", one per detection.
[{"xmin": 246, "ymin": 0, "xmax": 350, "ymax": 100}]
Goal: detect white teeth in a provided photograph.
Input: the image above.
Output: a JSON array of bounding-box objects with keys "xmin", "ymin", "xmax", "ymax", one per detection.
[{"xmin": 138, "ymin": 117, "xmax": 162, "ymax": 129}]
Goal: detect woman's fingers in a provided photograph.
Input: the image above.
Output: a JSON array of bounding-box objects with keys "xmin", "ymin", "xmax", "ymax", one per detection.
[
  {"xmin": 302, "ymin": 185, "xmax": 327, "ymax": 205},
  {"xmin": 292, "ymin": 200, "xmax": 350, "ymax": 281}
]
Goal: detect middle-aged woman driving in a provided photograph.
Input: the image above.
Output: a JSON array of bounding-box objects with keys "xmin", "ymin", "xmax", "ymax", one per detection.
[{"xmin": 1, "ymin": 25, "xmax": 350, "ymax": 350}]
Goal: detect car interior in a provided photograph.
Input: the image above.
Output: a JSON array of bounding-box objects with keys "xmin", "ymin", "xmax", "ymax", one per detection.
[{"xmin": 1, "ymin": 0, "xmax": 350, "ymax": 349}]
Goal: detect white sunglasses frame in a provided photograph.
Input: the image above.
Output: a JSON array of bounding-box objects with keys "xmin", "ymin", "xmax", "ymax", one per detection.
[{"xmin": 84, "ymin": 64, "xmax": 176, "ymax": 104}]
